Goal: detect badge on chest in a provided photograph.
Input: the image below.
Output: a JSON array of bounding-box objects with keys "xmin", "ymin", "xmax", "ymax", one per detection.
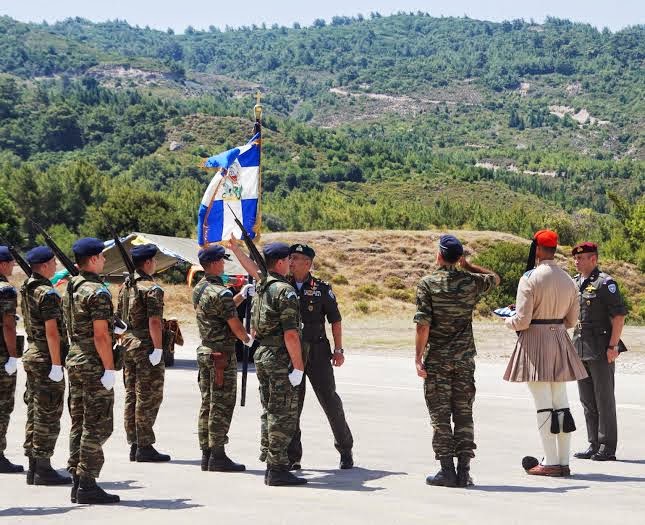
[{"xmin": 303, "ymin": 289, "xmax": 321, "ymax": 297}]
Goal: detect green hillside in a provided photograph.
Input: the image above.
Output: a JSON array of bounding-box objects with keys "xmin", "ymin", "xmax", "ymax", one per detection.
[{"xmin": 0, "ymin": 13, "xmax": 643, "ymax": 278}]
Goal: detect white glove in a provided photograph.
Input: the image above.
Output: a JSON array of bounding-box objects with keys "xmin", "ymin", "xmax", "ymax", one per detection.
[
  {"xmin": 100, "ymin": 370, "xmax": 116, "ymax": 390},
  {"xmin": 149, "ymin": 348, "xmax": 163, "ymax": 366},
  {"xmin": 241, "ymin": 283, "xmax": 256, "ymax": 299},
  {"xmin": 243, "ymin": 334, "xmax": 254, "ymax": 347},
  {"xmin": 48, "ymin": 365, "xmax": 64, "ymax": 382},
  {"xmin": 4, "ymin": 357, "xmax": 18, "ymax": 376},
  {"xmin": 288, "ymin": 368, "xmax": 304, "ymax": 387},
  {"xmin": 113, "ymin": 320, "xmax": 128, "ymax": 335}
]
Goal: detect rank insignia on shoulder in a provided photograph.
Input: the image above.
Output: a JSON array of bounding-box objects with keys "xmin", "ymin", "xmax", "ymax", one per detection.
[
  {"xmin": 608, "ymin": 283, "xmax": 617, "ymax": 294},
  {"xmin": 286, "ymin": 291, "xmax": 297, "ymax": 300},
  {"xmin": 219, "ymin": 289, "xmax": 233, "ymax": 297}
]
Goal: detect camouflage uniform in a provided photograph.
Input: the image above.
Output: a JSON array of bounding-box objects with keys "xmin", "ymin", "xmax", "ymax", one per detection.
[
  {"xmin": 287, "ymin": 273, "xmax": 352, "ymax": 465},
  {"xmin": 252, "ymin": 271, "xmax": 302, "ymax": 470},
  {"xmin": 117, "ymin": 271, "xmax": 165, "ymax": 448},
  {"xmin": 414, "ymin": 266, "xmax": 496, "ymax": 459},
  {"xmin": 192, "ymin": 275, "xmax": 238, "ymax": 450},
  {"xmin": 64, "ymin": 271, "xmax": 115, "ymax": 479},
  {"xmin": 0, "ymin": 275, "xmax": 18, "ymax": 454},
  {"xmin": 21, "ymin": 273, "xmax": 67, "ymax": 459}
]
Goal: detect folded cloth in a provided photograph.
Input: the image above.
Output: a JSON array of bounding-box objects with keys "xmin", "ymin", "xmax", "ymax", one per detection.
[{"xmin": 494, "ymin": 306, "xmax": 516, "ymax": 318}]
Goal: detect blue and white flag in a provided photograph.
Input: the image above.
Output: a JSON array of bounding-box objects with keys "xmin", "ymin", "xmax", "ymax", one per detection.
[{"xmin": 197, "ymin": 132, "xmax": 261, "ymax": 246}]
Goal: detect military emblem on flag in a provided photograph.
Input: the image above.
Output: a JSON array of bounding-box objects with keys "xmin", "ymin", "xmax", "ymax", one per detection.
[{"xmin": 197, "ymin": 131, "xmax": 261, "ymax": 246}]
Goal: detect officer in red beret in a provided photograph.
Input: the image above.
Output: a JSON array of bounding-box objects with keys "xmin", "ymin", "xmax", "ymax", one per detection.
[{"xmin": 571, "ymin": 242, "xmax": 627, "ymax": 462}]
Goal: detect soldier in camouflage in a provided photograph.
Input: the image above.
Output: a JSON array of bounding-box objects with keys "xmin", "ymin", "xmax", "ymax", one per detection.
[
  {"xmin": 64, "ymin": 238, "xmax": 120, "ymax": 504},
  {"xmin": 414, "ymin": 235, "xmax": 499, "ymax": 488},
  {"xmin": 117, "ymin": 243, "xmax": 170, "ymax": 463},
  {"xmin": 0, "ymin": 245, "xmax": 24, "ymax": 474},
  {"xmin": 21, "ymin": 246, "xmax": 71, "ymax": 485},
  {"xmin": 229, "ymin": 240, "xmax": 307, "ymax": 486},
  {"xmin": 193, "ymin": 245, "xmax": 253, "ymax": 472}
]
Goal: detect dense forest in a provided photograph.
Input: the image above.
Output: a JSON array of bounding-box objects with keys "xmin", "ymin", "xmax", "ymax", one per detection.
[{"xmin": 0, "ymin": 13, "xmax": 643, "ymax": 282}]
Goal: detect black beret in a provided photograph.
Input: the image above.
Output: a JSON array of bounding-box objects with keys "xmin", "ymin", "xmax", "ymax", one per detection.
[
  {"xmin": 439, "ymin": 234, "xmax": 464, "ymax": 262},
  {"xmin": 26, "ymin": 246, "xmax": 55, "ymax": 265},
  {"xmin": 572, "ymin": 242, "xmax": 598, "ymax": 256},
  {"xmin": 0, "ymin": 246, "xmax": 13, "ymax": 262},
  {"xmin": 263, "ymin": 242, "xmax": 290, "ymax": 259},
  {"xmin": 289, "ymin": 243, "xmax": 316, "ymax": 259},
  {"xmin": 72, "ymin": 237, "xmax": 105, "ymax": 257},
  {"xmin": 198, "ymin": 245, "xmax": 231, "ymax": 265},
  {"xmin": 131, "ymin": 243, "xmax": 158, "ymax": 263}
]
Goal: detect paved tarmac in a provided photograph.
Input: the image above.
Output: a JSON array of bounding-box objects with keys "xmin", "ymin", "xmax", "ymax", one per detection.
[{"xmin": 1, "ymin": 347, "xmax": 644, "ymax": 525}]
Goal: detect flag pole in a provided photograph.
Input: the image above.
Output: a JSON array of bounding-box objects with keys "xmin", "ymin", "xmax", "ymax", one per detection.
[{"xmin": 241, "ymin": 92, "xmax": 262, "ymax": 407}]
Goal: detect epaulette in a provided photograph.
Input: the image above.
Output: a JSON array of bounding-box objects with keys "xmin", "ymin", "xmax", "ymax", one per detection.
[
  {"xmin": 45, "ymin": 288, "xmax": 61, "ymax": 298},
  {"xmin": 219, "ymin": 288, "xmax": 233, "ymax": 297}
]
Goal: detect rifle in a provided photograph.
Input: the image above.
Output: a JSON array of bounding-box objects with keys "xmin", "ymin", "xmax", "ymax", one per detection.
[
  {"xmin": 101, "ymin": 212, "xmax": 136, "ymax": 280},
  {"xmin": 225, "ymin": 203, "xmax": 267, "ymax": 277},
  {"xmin": 0, "ymin": 234, "xmax": 31, "ymax": 277},
  {"xmin": 30, "ymin": 221, "xmax": 78, "ymax": 277},
  {"xmin": 240, "ymin": 275, "xmax": 254, "ymax": 407}
]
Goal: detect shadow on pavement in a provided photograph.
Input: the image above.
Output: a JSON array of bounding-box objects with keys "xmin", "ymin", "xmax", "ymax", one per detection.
[
  {"xmin": 301, "ymin": 467, "xmax": 407, "ymax": 492},
  {"xmin": 167, "ymin": 359, "xmax": 197, "ymax": 370},
  {"xmin": 469, "ymin": 484, "xmax": 589, "ymax": 493},
  {"xmin": 117, "ymin": 498, "xmax": 202, "ymax": 510},
  {"xmin": 0, "ymin": 506, "xmax": 79, "ymax": 517},
  {"xmin": 571, "ymin": 473, "xmax": 645, "ymax": 483},
  {"xmin": 101, "ymin": 479, "xmax": 143, "ymax": 490}
]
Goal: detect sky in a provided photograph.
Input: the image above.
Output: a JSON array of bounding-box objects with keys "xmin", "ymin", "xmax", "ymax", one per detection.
[{"xmin": 1, "ymin": 0, "xmax": 643, "ymax": 32}]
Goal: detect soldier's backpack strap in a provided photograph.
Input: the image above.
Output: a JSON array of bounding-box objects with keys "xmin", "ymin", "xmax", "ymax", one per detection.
[
  {"xmin": 66, "ymin": 276, "xmax": 88, "ymax": 342},
  {"xmin": 20, "ymin": 278, "xmax": 42, "ymax": 341},
  {"xmin": 193, "ymin": 281, "xmax": 211, "ymax": 309},
  {"xmin": 252, "ymin": 275, "xmax": 280, "ymax": 337}
]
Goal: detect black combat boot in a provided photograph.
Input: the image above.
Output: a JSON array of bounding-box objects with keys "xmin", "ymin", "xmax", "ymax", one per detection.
[
  {"xmin": 208, "ymin": 446, "xmax": 245, "ymax": 472},
  {"xmin": 340, "ymin": 451, "xmax": 354, "ymax": 470},
  {"xmin": 129, "ymin": 443, "xmax": 137, "ymax": 462},
  {"xmin": 76, "ymin": 475, "xmax": 120, "ymax": 504},
  {"xmin": 34, "ymin": 457, "xmax": 72, "ymax": 485},
  {"xmin": 201, "ymin": 449, "xmax": 211, "ymax": 471},
  {"xmin": 135, "ymin": 445, "xmax": 171, "ymax": 462},
  {"xmin": 70, "ymin": 471, "xmax": 80, "ymax": 503},
  {"xmin": 456, "ymin": 455, "xmax": 474, "ymax": 488},
  {"xmin": 265, "ymin": 468, "xmax": 308, "ymax": 486},
  {"xmin": 26, "ymin": 457, "xmax": 35, "ymax": 485},
  {"xmin": 426, "ymin": 457, "xmax": 457, "ymax": 487},
  {"xmin": 0, "ymin": 453, "xmax": 24, "ymax": 473}
]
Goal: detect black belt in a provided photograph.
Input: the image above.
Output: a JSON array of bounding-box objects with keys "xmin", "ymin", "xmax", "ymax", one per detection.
[{"xmin": 531, "ymin": 319, "xmax": 564, "ymax": 325}]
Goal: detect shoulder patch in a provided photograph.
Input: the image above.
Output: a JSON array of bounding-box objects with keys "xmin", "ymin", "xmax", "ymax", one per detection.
[
  {"xmin": 96, "ymin": 287, "xmax": 112, "ymax": 298},
  {"xmin": 328, "ymin": 288, "xmax": 336, "ymax": 300},
  {"xmin": 286, "ymin": 291, "xmax": 297, "ymax": 300},
  {"xmin": 45, "ymin": 288, "xmax": 61, "ymax": 298},
  {"xmin": 607, "ymin": 283, "xmax": 617, "ymax": 294},
  {"xmin": 219, "ymin": 289, "xmax": 233, "ymax": 297},
  {"xmin": 0, "ymin": 286, "xmax": 17, "ymax": 297}
]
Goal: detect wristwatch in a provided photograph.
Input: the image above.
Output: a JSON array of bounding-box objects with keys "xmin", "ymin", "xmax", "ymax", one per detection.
[{"xmin": 334, "ymin": 348, "xmax": 344, "ymax": 354}]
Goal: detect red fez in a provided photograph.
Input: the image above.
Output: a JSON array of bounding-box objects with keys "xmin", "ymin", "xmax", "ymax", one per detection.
[
  {"xmin": 572, "ymin": 242, "xmax": 598, "ymax": 256},
  {"xmin": 533, "ymin": 229, "xmax": 558, "ymax": 248}
]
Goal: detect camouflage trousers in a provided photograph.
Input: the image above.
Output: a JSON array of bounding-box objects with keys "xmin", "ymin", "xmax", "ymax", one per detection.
[
  {"xmin": 423, "ymin": 354, "xmax": 476, "ymax": 459},
  {"xmin": 197, "ymin": 351, "xmax": 237, "ymax": 450},
  {"xmin": 256, "ymin": 345, "xmax": 299, "ymax": 470},
  {"xmin": 288, "ymin": 341, "xmax": 354, "ymax": 464},
  {"xmin": 23, "ymin": 361, "xmax": 65, "ymax": 459},
  {"xmin": 67, "ymin": 364, "xmax": 114, "ymax": 479},
  {"xmin": 0, "ymin": 361, "xmax": 17, "ymax": 453},
  {"xmin": 123, "ymin": 349, "xmax": 165, "ymax": 447}
]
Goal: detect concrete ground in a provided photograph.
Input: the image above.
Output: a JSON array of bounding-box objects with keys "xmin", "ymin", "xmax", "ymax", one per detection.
[{"xmin": 1, "ymin": 324, "xmax": 644, "ymax": 524}]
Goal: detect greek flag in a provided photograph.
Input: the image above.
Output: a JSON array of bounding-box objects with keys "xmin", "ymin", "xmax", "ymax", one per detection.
[{"xmin": 197, "ymin": 132, "xmax": 261, "ymax": 246}]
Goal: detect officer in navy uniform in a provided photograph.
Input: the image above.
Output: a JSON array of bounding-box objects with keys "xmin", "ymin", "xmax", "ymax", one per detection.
[
  {"xmin": 571, "ymin": 242, "xmax": 627, "ymax": 462},
  {"xmin": 286, "ymin": 243, "xmax": 354, "ymax": 470}
]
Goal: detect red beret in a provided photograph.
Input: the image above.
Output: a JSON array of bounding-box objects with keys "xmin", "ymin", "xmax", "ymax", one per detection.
[
  {"xmin": 533, "ymin": 229, "xmax": 558, "ymax": 248},
  {"xmin": 572, "ymin": 242, "xmax": 598, "ymax": 256}
]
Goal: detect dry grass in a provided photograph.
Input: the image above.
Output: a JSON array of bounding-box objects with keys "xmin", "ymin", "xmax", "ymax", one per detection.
[{"xmin": 8, "ymin": 229, "xmax": 643, "ymax": 324}]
